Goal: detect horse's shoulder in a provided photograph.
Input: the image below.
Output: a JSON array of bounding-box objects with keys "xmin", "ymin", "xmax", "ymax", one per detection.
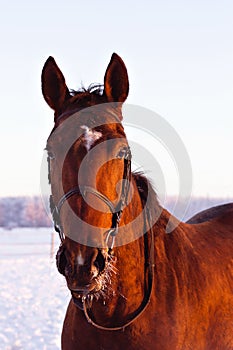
[{"xmin": 186, "ymin": 203, "xmax": 233, "ymax": 225}]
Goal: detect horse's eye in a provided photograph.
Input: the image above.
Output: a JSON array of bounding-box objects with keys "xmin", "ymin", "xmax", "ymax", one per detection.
[
  {"xmin": 117, "ymin": 147, "xmax": 131, "ymax": 160},
  {"xmin": 47, "ymin": 151, "xmax": 55, "ymax": 160}
]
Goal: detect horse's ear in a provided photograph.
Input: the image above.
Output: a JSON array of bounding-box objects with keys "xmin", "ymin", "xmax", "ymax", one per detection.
[
  {"xmin": 41, "ymin": 56, "xmax": 70, "ymax": 112},
  {"xmin": 104, "ymin": 53, "xmax": 129, "ymax": 103}
]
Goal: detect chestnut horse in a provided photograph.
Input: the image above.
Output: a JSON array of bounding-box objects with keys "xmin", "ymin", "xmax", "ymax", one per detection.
[{"xmin": 42, "ymin": 53, "xmax": 233, "ymax": 350}]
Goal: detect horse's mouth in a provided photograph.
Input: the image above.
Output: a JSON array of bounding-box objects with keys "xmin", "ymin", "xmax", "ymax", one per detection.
[
  {"xmin": 70, "ymin": 283, "xmax": 103, "ymax": 309},
  {"xmin": 69, "ymin": 277, "xmax": 104, "ymax": 301},
  {"xmin": 71, "ymin": 294, "xmax": 85, "ymax": 309},
  {"xmin": 71, "ymin": 287, "xmax": 97, "ymax": 299}
]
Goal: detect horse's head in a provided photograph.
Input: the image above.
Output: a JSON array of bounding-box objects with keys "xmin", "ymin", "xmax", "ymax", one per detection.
[{"xmin": 42, "ymin": 54, "xmax": 131, "ymax": 302}]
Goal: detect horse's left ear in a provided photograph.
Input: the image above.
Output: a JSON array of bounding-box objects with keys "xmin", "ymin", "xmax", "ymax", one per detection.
[{"xmin": 104, "ymin": 53, "xmax": 129, "ymax": 103}]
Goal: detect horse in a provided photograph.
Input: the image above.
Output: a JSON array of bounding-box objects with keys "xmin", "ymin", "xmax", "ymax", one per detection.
[{"xmin": 41, "ymin": 53, "xmax": 233, "ymax": 350}]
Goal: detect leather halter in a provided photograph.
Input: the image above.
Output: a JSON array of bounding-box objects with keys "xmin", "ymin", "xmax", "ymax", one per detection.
[
  {"xmin": 50, "ymin": 146, "xmax": 131, "ymax": 249},
  {"xmin": 48, "ymin": 107, "xmax": 155, "ymax": 331}
]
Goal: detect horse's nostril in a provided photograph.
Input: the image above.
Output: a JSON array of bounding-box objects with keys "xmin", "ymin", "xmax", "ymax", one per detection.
[
  {"xmin": 94, "ymin": 250, "xmax": 106, "ymax": 273},
  {"xmin": 56, "ymin": 245, "xmax": 67, "ymax": 275}
]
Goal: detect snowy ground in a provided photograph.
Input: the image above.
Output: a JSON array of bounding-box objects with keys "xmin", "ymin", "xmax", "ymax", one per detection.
[{"xmin": 0, "ymin": 228, "xmax": 70, "ymax": 350}]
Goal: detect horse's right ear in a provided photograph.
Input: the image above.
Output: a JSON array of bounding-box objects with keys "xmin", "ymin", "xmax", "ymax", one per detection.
[{"xmin": 41, "ymin": 57, "xmax": 70, "ymax": 112}]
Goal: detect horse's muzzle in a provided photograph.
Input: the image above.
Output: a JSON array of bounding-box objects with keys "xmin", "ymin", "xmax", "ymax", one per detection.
[{"xmin": 56, "ymin": 244, "xmax": 106, "ymax": 292}]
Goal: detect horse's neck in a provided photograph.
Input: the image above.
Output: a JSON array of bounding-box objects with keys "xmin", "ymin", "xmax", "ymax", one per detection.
[{"xmin": 152, "ymin": 207, "xmax": 204, "ymax": 307}]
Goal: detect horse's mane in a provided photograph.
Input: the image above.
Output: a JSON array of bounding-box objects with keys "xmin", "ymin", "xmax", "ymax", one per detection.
[
  {"xmin": 133, "ymin": 171, "xmax": 160, "ymax": 211},
  {"xmin": 67, "ymin": 84, "xmax": 105, "ymax": 109},
  {"xmin": 70, "ymin": 84, "xmax": 104, "ymax": 97}
]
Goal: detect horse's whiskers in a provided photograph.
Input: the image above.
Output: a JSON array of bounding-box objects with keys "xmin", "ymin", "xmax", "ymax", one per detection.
[
  {"xmin": 91, "ymin": 257, "xmax": 118, "ymax": 302},
  {"xmin": 118, "ymin": 292, "xmax": 127, "ymax": 300},
  {"xmin": 108, "ymin": 265, "xmax": 118, "ymax": 275}
]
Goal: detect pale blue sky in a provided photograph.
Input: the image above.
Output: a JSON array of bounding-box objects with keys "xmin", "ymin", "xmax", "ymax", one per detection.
[{"xmin": 0, "ymin": 0, "xmax": 232, "ymax": 197}]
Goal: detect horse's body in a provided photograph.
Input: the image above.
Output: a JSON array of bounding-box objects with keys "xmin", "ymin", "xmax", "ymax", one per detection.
[
  {"xmin": 187, "ymin": 203, "xmax": 233, "ymax": 224},
  {"xmin": 42, "ymin": 53, "xmax": 233, "ymax": 350}
]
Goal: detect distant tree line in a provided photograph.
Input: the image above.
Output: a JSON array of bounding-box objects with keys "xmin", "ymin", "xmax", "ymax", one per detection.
[
  {"xmin": 0, "ymin": 197, "xmax": 51, "ymax": 229},
  {"xmin": 0, "ymin": 196, "xmax": 232, "ymax": 229},
  {"xmin": 165, "ymin": 196, "xmax": 233, "ymax": 222}
]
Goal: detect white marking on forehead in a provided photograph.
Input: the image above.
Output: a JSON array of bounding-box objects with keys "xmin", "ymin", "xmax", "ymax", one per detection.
[
  {"xmin": 80, "ymin": 125, "xmax": 102, "ymax": 151},
  {"xmin": 77, "ymin": 253, "xmax": 85, "ymax": 266}
]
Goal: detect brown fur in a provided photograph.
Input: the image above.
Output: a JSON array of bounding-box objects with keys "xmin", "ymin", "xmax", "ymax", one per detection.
[{"xmin": 42, "ymin": 53, "xmax": 233, "ymax": 350}]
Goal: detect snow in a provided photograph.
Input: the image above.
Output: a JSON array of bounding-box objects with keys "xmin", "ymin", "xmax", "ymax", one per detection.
[{"xmin": 0, "ymin": 228, "xmax": 70, "ymax": 350}]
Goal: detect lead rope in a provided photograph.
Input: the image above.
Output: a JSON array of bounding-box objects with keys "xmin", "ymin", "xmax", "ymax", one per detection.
[{"xmin": 82, "ymin": 207, "xmax": 154, "ymax": 331}]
